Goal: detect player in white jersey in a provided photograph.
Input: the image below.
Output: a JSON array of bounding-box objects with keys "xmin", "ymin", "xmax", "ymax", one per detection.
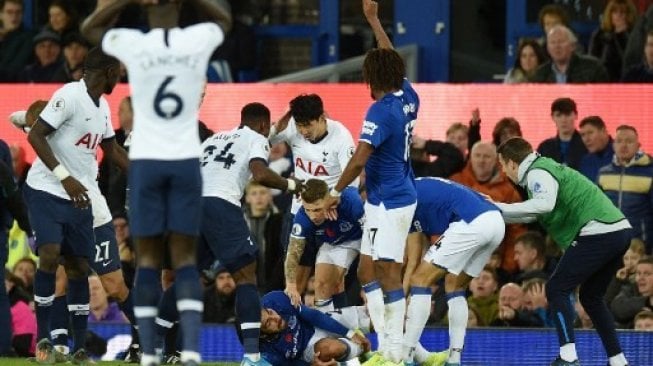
[
  {"xmin": 269, "ymin": 94, "xmax": 357, "ymax": 301},
  {"xmin": 11, "ymin": 99, "xmax": 139, "ymax": 362},
  {"xmin": 199, "ymin": 102, "xmax": 303, "ymax": 366},
  {"xmin": 82, "ymin": 2, "xmax": 232, "ymax": 365},
  {"xmin": 23, "ymin": 48, "xmax": 127, "ymax": 365}
]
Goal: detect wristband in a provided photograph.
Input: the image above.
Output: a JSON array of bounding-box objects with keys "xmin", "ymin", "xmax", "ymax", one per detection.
[
  {"xmin": 52, "ymin": 165, "xmax": 70, "ymax": 181},
  {"xmin": 345, "ymin": 330, "xmax": 356, "ymax": 339},
  {"xmin": 287, "ymin": 178, "xmax": 296, "ymax": 192},
  {"xmin": 329, "ymin": 188, "xmax": 341, "ymax": 197}
]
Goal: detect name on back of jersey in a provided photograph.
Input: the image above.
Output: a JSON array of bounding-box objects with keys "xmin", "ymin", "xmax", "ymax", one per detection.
[{"xmin": 137, "ymin": 54, "xmax": 202, "ymax": 72}]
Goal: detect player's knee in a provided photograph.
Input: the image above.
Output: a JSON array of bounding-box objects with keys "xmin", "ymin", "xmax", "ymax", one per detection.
[
  {"xmin": 315, "ymin": 338, "xmax": 347, "ymax": 361},
  {"xmin": 233, "ymin": 262, "xmax": 257, "ymax": 285},
  {"xmin": 38, "ymin": 245, "xmax": 60, "ymax": 272},
  {"xmin": 101, "ymin": 272, "xmax": 128, "ymax": 300}
]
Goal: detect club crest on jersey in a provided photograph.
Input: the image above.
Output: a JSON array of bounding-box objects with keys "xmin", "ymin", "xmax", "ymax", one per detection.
[
  {"xmin": 295, "ymin": 157, "xmax": 328, "ymax": 176},
  {"xmin": 339, "ymin": 221, "xmax": 353, "ymax": 233},
  {"xmin": 361, "ymin": 121, "xmax": 378, "ymax": 136},
  {"xmin": 52, "ymin": 98, "xmax": 65, "ymax": 112}
]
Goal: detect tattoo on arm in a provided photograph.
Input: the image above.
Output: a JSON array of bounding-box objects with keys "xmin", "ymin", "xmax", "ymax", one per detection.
[{"xmin": 285, "ymin": 237, "xmax": 306, "ymax": 284}]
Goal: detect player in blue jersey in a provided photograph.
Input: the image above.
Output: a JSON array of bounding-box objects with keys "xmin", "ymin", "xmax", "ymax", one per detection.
[
  {"xmin": 259, "ymin": 290, "xmax": 370, "ymax": 366},
  {"xmin": 401, "ymin": 178, "xmax": 505, "ymax": 366},
  {"xmin": 325, "ymin": 1, "xmax": 419, "ymax": 363},
  {"xmin": 284, "ymin": 179, "xmax": 363, "ymax": 313}
]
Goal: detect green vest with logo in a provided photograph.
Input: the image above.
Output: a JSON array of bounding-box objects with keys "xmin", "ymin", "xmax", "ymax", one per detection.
[{"xmin": 526, "ymin": 157, "xmax": 625, "ymax": 249}]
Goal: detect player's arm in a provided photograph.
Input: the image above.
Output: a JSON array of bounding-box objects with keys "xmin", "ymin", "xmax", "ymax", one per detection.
[
  {"xmin": 100, "ymin": 138, "xmax": 129, "ymax": 172},
  {"xmin": 284, "ymin": 236, "xmax": 307, "ymax": 306},
  {"xmin": 298, "ymin": 305, "xmax": 355, "ymax": 339},
  {"xmin": 0, "ymin": 161, "xmax": 31, "ymax": 234},
  {"xmin": 332, "ymin": 142, "xmax": 373, "ymax": 194},
  {"xmin": 363, "ymin": 0, "xmax": 393, "ymax": 50},
  {"xmin": 28, "ymin": 120, "xmax": 90, "ymax": 208},
  {"xmin": 269, "ymin": 110, "xmax": 292, "ymax": 143},
  {"xmin": 186, "ymin": 0, "xmax": 233, "ymax": 32},
  {"xmin": 250, "ymin": 159, "xmax": 302, "ymax": 194},
  {"xmin": 80, "ymin": 0, "xmax": 133, "ymax": 45},
  {"xmin": 494, "ymin": 169, "xmax": 558, "ymax": 222}
]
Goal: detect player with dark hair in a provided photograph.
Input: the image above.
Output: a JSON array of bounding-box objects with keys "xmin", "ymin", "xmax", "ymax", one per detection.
[
  {"xmin": 325, "ymin": 1, "xmax": 419, "ymax": 363},
  {"xmin": 82, "ymin": 2, "xmax": 232, "ymax": 365},
  {"xmin": 496, "ymin": 137, "xmax": 631, "ymax": 366},
  {"xmin": 25, "ymin": 47, "xmax": 127, "ymax": 365},
  {"xmin": 200, "ymin": 102, "xmax": 303, "ymax": 366}
]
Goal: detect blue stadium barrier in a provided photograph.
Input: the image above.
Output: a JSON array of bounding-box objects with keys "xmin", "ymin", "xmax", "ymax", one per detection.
[{"xmin": 89, "ymin": 323, "xmax": 652, "ymax": 365}]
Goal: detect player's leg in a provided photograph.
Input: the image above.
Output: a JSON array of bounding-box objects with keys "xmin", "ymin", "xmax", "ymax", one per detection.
[
  {"xmin": 403, "ymin": 232, "xmax": 427, "ymax": 295},
  {"xmin": 314, "ymin": 244, "xmax": 356, "ymax": 312},
  {"xmin": 51, "ymin": 265, "xmax": 70, "ymax": 358},
  {"xmin": 61, "ymin": 254, "xmax": 91, "ymax": 356},
  {"xmin": 357, "ymin": 252, "xmax": 385, "ymax": 353},
  {"xmin": 575, "ymin": 230, "xmax": 630, "ymax": 366},
  {"xmin": 167, "ymin": 158, "xmax": 204, "ymax": 366},
  {"xmin": 369, "ymin": 202, "xmax": 416, "ymax": 363},
  {"xmin": 128, "ymin": 160, "xmax": 168, "ymax": 365},
  {"xmin": 315, "ymin": 337, "xmax": 365, "ymax": 364}
]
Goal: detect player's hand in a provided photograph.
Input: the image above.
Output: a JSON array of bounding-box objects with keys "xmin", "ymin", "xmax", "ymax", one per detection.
[
  {"xmin": 471, "ymin": 108, "xmax": 481, "ymax": 125},
  {"xmin": 286, "ymin": 177, "xmax": 304, "ymax": 195},
  {"xmin": 362, "ymin": 0, "xmax": 378, "ymax": 20},
  {"xmin": 324, "ymin": 194, "xmax": 340, "ymax": 221},
  {"xmin": 498, "ymin": 305, "xmax": 516, "ymax": 320},
  {"xmin": 275, "ymin": 110, "xmax": 292, "ymax": 134},
  {"xmin": 312, "ymin": 352, "xmax": 337, "ymax": 366},
  {"xmin": 616, "ymin": 267, "xmax": 628, "ymax": 280},
  {"xmin": 9, "ymin": 110, "xmax": 28, "ymax": 131},
  {"xmin": 284, "ymin": 284, "xmax": 302, "ymax": 307},
  {"xmin": 62, "ymin": 177, "xmax": 90, "ymax": 209},
  {"xmin": 411, "ymin": 135, "xmax": 426, "ymax": 149},
  {"xmin": 351, "ymin": 332, "xmax": 371, "ymax": 353}
]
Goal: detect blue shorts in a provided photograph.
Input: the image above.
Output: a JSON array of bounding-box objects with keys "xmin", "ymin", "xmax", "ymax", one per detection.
[
  {"xmin": 90, "ymin": 222, "xmax": 122, "ymax": 275},
  {"xmin": 23, "ymin": 185, "xmax": 94, "ymax": 259},
  {"xmin": 128, "ymin": 159, "xmax": 202, "ymax": 237},
  {"xmin": 200, "ymin": 197, "xmax": 257, "ymax": 273}
]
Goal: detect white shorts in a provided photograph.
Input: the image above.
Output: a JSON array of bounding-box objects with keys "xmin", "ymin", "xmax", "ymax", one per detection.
[
  {"xmin": 302, "ymin": 306, "xmax": 370, "ymax": 363},
  {"xmin": 360, "ymin": 201, "xmax": 416, "ymax": 263},
  {"xmin": 424, "ymin": 210, "xmax": 504, "ymax": 277},
  {"xmin": 316, "ymin": 240, "xmax": 361, "ymax": 269}
]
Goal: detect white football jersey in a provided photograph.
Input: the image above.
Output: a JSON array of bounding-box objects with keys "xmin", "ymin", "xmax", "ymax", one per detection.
[
  {"xmin": 102, "ymin": 23, "xmax": 224, "ymax": 161},
  {"xmin": 88, "ymin": 182, "xmax": 112, "ymax": 228},
  {"xmin": 270, "ymin": 117, "xmax": 356, "ymax": 213},
  {"xmin": 26, "ymin": 80, "xmax": 115, "ymax": 200},
  {"xmin": 200, "ymin": 126, "xmax": 270, "ymax": 207}
]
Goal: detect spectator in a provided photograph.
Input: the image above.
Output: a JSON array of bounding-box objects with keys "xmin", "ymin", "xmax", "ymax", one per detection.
[
  {"xmin": 622, "ymin": 29, "xmax": 653, "ymax": 82},
  {"xmin": 467, "ymin": 304, "xmax": 483, "ymax": 327},
  {"xmin": 98, "ymin": 96, "xmax": 131, "ymax": 215},
  {"xmin": 504, "ymin": 39, "xmax": 547, "ymax": 83},
  {"xmin": 598, "ymin": 125, "xmax": 653, "ymax": 253},
  {"xmin": 467, "ymin": 266, "xmax": 500, "ymax": 326},
  {"xmin": 612, "ymin": 256, "xmax": 653, "ymax": 328},
  {"xmin": 522, "ymin": 278, "xmax": 555, "ymax": 327},
  {"xmin": 513, "ymin": 231, "xmax": 557, "ymax": 284},
  {"xmin": 492, "ymin": 117, "xmax": 523, "ymax": 147},
  {"xmin": 44, "ymin": 0, "xmax": 80, "ymax": 40},
  {"xmin": 0, "ymin": 0, "xmax": 35, "ymax": 81},
  {"xmin": 51, "ymin": 32, "xmax": 90, "ymax": 83},
  {"xmin": 622, "ymin": 4, "xmax": 653, "ymax": 75},
  {"xmin": 268, "ymin": 142, "xmax": 293, "ymax": 213},
  {"xmin": 450, "ymin": 141, "xmax": 526, "ymax": 273},
  {"xmin": 5, "ymin": 270, "xmax": 36, "ymax": 356},
  {"xmin": 490, "ymin": 282, "xmax": 543, "ymax": 327},
  {"xmin": 444, "ymin": 109, "xmax": 482, "ymax": 160},
  {"xmin": 409, "ymin": 136, "xmax": 464, "ymax": 178},
  {"xmin": 18, "ymin": 29, "xmax": 63, "ymax": 82},
  {"xmin": 588, "ymin": 0, "xmax": 638, "ymax": 81},
  {"xmin": 531, "ymin": 25, "xmax": 610, "ymax": 83},
  {"xmin": 243, "ymin": 180, "xmax": 285, "ymax": 292},
  {"xmin": 578, "ymin": 116, "xmax": 614, "ymax": 183},
  {"xmin": 606, "ymin": 239, "xmax": 646, "ymax": 308},
  {"xmin": 12, "ymin": 257, "xmax": 35, "ymax": 295},
  {"xmin": 9, "ymin": 144, "xmax": 30, "ymax": 188},
  {"xmin": 539, "ymin": 4, "xmax": 571, "ymax": 37},
  {"xmin": 634, "ymin": 310, "xmax": 653, "ymax": 330},
  {"xmin": 202, "ymin": 266, "xmax": 236, "ymax": 323},
  {"xmin": 537, "ymin": 97, "xmax": 588, "ymax": 170},
  {"xmin": 88, "ymin": 275, "xmax": 127, "ymax": 323}
]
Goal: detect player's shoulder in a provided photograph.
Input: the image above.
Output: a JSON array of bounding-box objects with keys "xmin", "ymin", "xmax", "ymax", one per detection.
[
  {"xmin": 326, "ymin": 118, "xmax": 353, "ymax": 137},
  {"xmin": 181, "ymin": 22, "xmax": 224, "ymax": 44},
  {"xmin": 103, "ymin": 28, "xmax": 144, "ymax": 44}
]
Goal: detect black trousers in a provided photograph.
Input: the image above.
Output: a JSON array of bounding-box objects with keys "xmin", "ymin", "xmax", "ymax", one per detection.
[{"xmin": 546, "ymin": 227, "xmax": 631, "ymax": 358}]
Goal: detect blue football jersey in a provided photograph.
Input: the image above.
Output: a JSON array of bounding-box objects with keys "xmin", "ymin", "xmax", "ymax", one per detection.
[
  {"xmin": 411, "ymin": 177, "xmax": 499, "ymax": 236},
  {"xmin": 260, "ymin": 291, "xmax": 315, "ymax": 365},
  {"xmin": 359, "ymin": 79, "xmax": 419, "ymax": 209},
  {"xmin": 292, "ymin": 187, "xmax": 363, "ymax": 246}
]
